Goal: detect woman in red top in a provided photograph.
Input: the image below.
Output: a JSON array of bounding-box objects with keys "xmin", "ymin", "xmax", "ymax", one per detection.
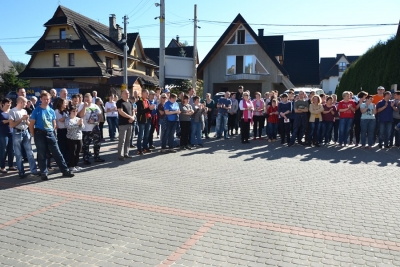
[
  {"xmin": 337, "ymin": 91, "xmax": 356, "ymax": 146},
  {"xmin": 267, "ymin": 99, "xmax": 279, "ymax": 142}
]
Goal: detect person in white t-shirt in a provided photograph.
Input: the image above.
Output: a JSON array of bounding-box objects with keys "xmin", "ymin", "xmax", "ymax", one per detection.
[
  {"xmin": 78, "ymin": 93, "xmax": 105, "ymax": 165},
  {"xmin": 105, "ymin": 93, "xmax": 118, "ymax": 141}
]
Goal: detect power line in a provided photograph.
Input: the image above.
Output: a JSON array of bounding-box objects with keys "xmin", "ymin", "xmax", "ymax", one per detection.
[{"xmin": 197, "ymin": 20, "xmax": 399, "ymax": 27}]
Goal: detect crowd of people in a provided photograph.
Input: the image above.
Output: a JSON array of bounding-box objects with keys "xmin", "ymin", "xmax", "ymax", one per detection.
[{"xmin": 1, "ymin": 85, "xmax": 400, "ymax": 180}]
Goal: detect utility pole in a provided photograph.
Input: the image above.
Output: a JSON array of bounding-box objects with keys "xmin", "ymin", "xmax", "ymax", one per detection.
[
  {"xmin": 159, "ymin": 0, "xmax": 165, "ymax": 90},
  {"xmin": 122, "ymin": 15, "xmax": 129, "ymax": 90},
  {"xmin": 192, "ymin": 4, "xmax": 198, "ymax": 91}
]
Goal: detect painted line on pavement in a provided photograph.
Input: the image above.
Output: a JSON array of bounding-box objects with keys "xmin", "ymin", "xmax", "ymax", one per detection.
[
  {"xmin": 1, "ymin": 182, "xmax": 400, "ymax": 252},
  {"xmin": 0, "ymin": 198, "xmax": 73, "ymax": 229},
  {"xmin": 157, "ymin": 220, "xmax": 215, "ymax": 267}
]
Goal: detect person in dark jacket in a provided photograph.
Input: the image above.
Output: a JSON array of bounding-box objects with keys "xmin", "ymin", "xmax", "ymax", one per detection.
[{"xmin": 135, "ymin": 89, "xmax": 156, "ymax": 154}]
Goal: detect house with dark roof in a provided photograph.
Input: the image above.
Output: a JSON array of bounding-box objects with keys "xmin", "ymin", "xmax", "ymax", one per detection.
[
  {"xmin": 197, "ymin": 14, "xmax": 320, "ymax": 95},
  {"xmin": 0, "ymin": 46, "xmax": 15, "ymax": 83},
  {"xmin": 320, "ymin": 54, "xmax": 359, "ymax": 94},
  {"xmin": 19, "ymin": 5, "xmax": 158, "ymax": 94}
]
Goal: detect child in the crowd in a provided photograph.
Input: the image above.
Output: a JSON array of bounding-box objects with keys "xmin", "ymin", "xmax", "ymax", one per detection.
[
  {"xmin": 267, "ymin": 99, "xmax": 279, "ymax": 142},
  {"xmin": 66, "ymin": 106, "xmax": 85, "ymax": 172}
]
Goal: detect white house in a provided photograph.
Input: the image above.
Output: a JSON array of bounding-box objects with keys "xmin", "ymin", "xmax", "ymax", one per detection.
[{"xmin": 320, "ymin": 54, "xmax": 359, "ymax": 94}]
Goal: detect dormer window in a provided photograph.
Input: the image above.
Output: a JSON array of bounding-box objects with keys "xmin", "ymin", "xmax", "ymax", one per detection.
[
  {"xmin": 226, "ymin": 26, "xmax": 256, "ymax": 45},
  {"xmin": 339, "ymin": 62, "xmax": 347, "ymax": 72},
  {"xmin": 60, "ymin": 28, "xmax": 66, "ymax": 39}
]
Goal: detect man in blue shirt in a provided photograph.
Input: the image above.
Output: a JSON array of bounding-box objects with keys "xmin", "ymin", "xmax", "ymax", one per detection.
[
  {"xmin": 215, "ymin": 91, "xmax": 232, "ymax": 139},
  {"xmin": 376, "ymin": 91, "xmax": 398, "ymax": 149},
  {"xmin": 162, "ymin": 93, "xmax": 180, "ymax": 153},
  {"xmin": 29, "ymin": 91, "xmax": 74, "ymax": 180}
]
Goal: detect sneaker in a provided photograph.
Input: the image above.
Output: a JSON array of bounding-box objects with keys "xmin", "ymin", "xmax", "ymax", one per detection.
[
  {"xmin": 70, "ymin": 167, "xmax": 78, "ymax": 172},
  {"xmin": 75, "ymin": 167, "xmax": 83, "ymax": 171},
  {"xmin": 149, "ymin": 145, "xmax": 156, "ymax": 149},
  {"xmin": 160, "ymin": 149, "xmax": 167, "ymax": 153},
  {"xmin": 137, "ymin": 150, "xmax": 143, "ymax": 155},
  {"xmin": 94, "ymin": 158, "xmax": 105, "ymax": 162},
  {"xmin": 180, "ymin": 146, "xmax": 186, "ymax": 150},
  {"xmin": 198, "ymin": 144, "xmax": 204, "ymax": 147},
  {"xmin": 124, "ymin": 155, "xmax": 134, "ymax": 158},
  {"xmin": 130, "ymin": 144, "xmax": 136, "ymax": 148},
  {"xmin": 167, "ymin": 149, "xmax": 176, "ymax": 153},
  {"xmin": 62, "ymin": 171, "xmax": 75, "ymax": 178},
  {"xmin": 185, "ymin": 145, "xmax": 193, "ymax": 150},
  {"xmin": 143, "ymin": 149, "xmax": 152, "ymax": 153}
]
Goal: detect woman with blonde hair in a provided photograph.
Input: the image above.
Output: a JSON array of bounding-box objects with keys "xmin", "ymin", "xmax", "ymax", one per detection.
[{"xmin": 308, "ymin": 95, "xmax": 324, "ymax": 147}]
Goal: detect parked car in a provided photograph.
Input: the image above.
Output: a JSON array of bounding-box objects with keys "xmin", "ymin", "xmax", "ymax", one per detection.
[{"xmin": 284, "ymin": 87, "xmax": 324, "ymax": 97}]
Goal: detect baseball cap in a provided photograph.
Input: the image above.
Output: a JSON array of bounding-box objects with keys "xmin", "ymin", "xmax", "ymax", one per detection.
[
  {"xmin": 163, "ymin": 89, "xmax": 170, "ymax": 93},
  {"xmin": 149, "ymin": 90, "xmax": 155, "ymax": 95},
  {"xmin": 377, "ymin": 86, "xmax": 385, "ymax": 90}
]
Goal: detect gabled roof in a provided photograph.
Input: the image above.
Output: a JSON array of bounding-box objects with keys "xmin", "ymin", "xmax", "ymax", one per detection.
[
  {"xmin": 167, "ymin": 38, "xmax": 183, "ymax": 48},
  {"xmin": 144, "ymin": 46, "xmax": 197, "ymax": 66},
  {"xmin": 197, "ymin": 14, "xmax": 288, "ymax": 79},
  {"xmin": 319, "ymin": 54, "xmax": 360, "ymax": 80},
  {"xmin": 319, "ymin": 57, "xmax": 337, "ymax": 81},
  {"xmin": 259, "ymin": 35, "xmax": 284, "ymax": 56},
  {"xmin": 282, "ymin": 39, "xmax": 320, "ymax": 85}
]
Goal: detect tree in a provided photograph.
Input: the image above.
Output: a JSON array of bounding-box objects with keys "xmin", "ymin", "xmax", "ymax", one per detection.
[
  {"xmin": 10, "ymin": 61, "xmax": 26, "ymax": 74},
  {"xmin": 0, "ymin": 66, "xmax": 30, "ymax": 95}
]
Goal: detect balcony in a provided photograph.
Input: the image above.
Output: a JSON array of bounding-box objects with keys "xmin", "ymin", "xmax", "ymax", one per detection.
[
  {"xmin": 224, "ymin": 73, "xmax": 269, "ymax": 81},
  {"xmin": 45, "ymin": 39, "xmax": 73, "ymax": 50}
]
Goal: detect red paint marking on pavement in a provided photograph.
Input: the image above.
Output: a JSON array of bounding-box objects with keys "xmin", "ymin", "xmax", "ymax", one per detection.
[
  {"xmin": 0, "ymin": 198, "xmax": 73, "ymax": 229},
  {"xmin": 2, "ymin": 182, "xmax": 400, "ymax": 252},
  {"xmin": 157, "ymin": 221, "xmax": 215, "ymax": 267}
]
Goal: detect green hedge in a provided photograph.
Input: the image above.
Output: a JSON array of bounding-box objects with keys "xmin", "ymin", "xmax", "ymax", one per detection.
[{"xmin": 336, "ymin": 36, "xmax": 400, "ymax": 99}]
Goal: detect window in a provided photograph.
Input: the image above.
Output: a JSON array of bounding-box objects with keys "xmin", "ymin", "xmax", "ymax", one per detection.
[
  {"xmin": 339, "ymin": 62, "xmax": 347, "ymax": 72},
  {"xmin": 68, "ymin": 53, "xmax": 75, "ymax": 66},
  {"xmin": 118, "ymin": 58, "xmax": 123, "ymax": 68},
  {"xmin": 60, "ymin": 28, "xmax": 66, "ymax": 39},
  {"xmin": 226, "ymin": 27, "xmax": 256, "ymax": 45},
  {"xmin": 106, "ymin": 57, "xmax": 112, "ymax": 69},
  {"xmin": 146, "ymin": 67, "xmax": 153, "ymax": 76},
  {"xmin": 54, "ymin": 54, "xmax": 60, "ymax": 67},
  {"xmin": 237, "ymin": 30, "xmax": 245, "ymax": 44},
  {"xmin": 226, "ymin": 55, "xmax": 269, "ymax": 75}
]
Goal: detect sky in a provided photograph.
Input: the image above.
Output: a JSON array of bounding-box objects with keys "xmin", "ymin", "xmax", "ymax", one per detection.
[{"xmin": 0, "ymin": 0, "xmax": 399, "ymax": 65}]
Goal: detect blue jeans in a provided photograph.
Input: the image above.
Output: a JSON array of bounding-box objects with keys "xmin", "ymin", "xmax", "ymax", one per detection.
[
  {"xmin": 320, "ymin": 121, "xmax": 334, "ymax": 144},
  {"xmin": 34, "ymin": 129, "xmax": 69, "ymax": 175},
  {"xmin": 137, "ymin": 121, "xmax": 151, "ymax": 151},
  {"xmin": 130, "ymin": 120, "xmax": 137, "ymax": 146},
  {"xmin": 12, "ymin": 130, "xmax": 37, "ymax": 176},
  {"xmin": 290, "ymin": 114, "xmax": 307, "ymax": 144},
  {"xmin": 107, "ymin": 116, "xmax": 118, "ymax": 139},
  {"xmin": 191, "ymin": 120, "xmax": 203, "ymax": 145},
  {"xmin": 0, "ymin": 132, "xmax": 13, "ymax": 169},
  {"xmin": 162, "ymin": 120, "xmax": 178, "ymax": 149},
  {"xmin": 309, "ymin": 119, "xmax": 321, "ymax": 144},
  {"xmin": 338, "ymin": 118, "xmax": 353, "ymax": 145},
  {"xmin": 360, "ymin": 119, "xmax": 376, "ymax": 147},
  {"xmin": 267, "ymin": 123, "xmax": 278, "ymax": 139},
  {"xmin": 379, "ymin": 121, "xmax": 392, "ymax": 147},
  {"xmin": 215, "ymin": 113, "xmax": 228, "ymax": 137},
  {"xmin": 390, "ymin": 118, "xmax": 400, "ymax": 147}
]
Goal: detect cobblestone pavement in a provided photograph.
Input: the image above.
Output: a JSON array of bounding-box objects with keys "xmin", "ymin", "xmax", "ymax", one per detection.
[{"xmin": 1, "ymin": 130, "xmax": 400, "ymax": 267}]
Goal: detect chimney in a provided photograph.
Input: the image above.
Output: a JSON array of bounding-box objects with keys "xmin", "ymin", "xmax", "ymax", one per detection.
[
  {"xmin": 109, "ymin": 14, "xmax": 118, "ymax": 41},
  {"xmin": 176, "ymin": 35, "xmax": 180, "ymax": 43},
  {"xmin": 258, "ymin": 29, "xmax": 264, "ymax": 37},
  {"xmin": 116, "ymin": 24, "xmax": 123, "ymax": 41}
]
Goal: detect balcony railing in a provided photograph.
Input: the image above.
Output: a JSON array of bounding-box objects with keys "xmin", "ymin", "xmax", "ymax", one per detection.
[{"xmin": 45, "ymin": 39, "xmax": 73, "ymax": 50}]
